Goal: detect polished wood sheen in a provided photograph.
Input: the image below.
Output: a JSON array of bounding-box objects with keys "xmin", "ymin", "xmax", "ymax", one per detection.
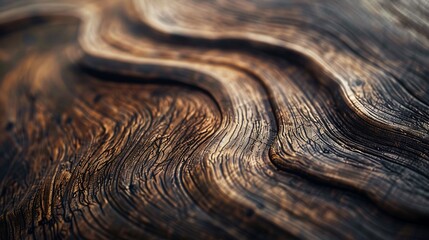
[{"xmin": 1, "ymin": 0, "xmax": 429, "ymax": 239}]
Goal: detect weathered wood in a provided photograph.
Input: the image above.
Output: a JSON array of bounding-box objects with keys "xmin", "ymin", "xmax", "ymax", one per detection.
[{"xmin": 0, "ymin": 0, "xmax": 428, "ymax": 239}]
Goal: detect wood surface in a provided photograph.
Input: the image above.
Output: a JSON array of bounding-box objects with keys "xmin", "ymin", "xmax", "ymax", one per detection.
[{"xmin": 0, "ymin": 0, "xmax": 428, "ymax": 239}]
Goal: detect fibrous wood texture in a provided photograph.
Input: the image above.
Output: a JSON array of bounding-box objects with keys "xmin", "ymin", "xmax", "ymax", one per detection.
[{"xmin": 0, "ymin": 0, "xmax": 429, "ymax": 239}]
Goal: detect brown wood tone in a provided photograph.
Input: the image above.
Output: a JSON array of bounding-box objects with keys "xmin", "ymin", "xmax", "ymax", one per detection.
[{"xmin": 0, "ymin": 0, "xmax": 428, "ymax": 239}]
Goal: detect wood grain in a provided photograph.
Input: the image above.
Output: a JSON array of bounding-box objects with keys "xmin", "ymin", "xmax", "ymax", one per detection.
[{"xmin": 0, "ymin": 0, "xmax": 428, "ymax": 239}]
